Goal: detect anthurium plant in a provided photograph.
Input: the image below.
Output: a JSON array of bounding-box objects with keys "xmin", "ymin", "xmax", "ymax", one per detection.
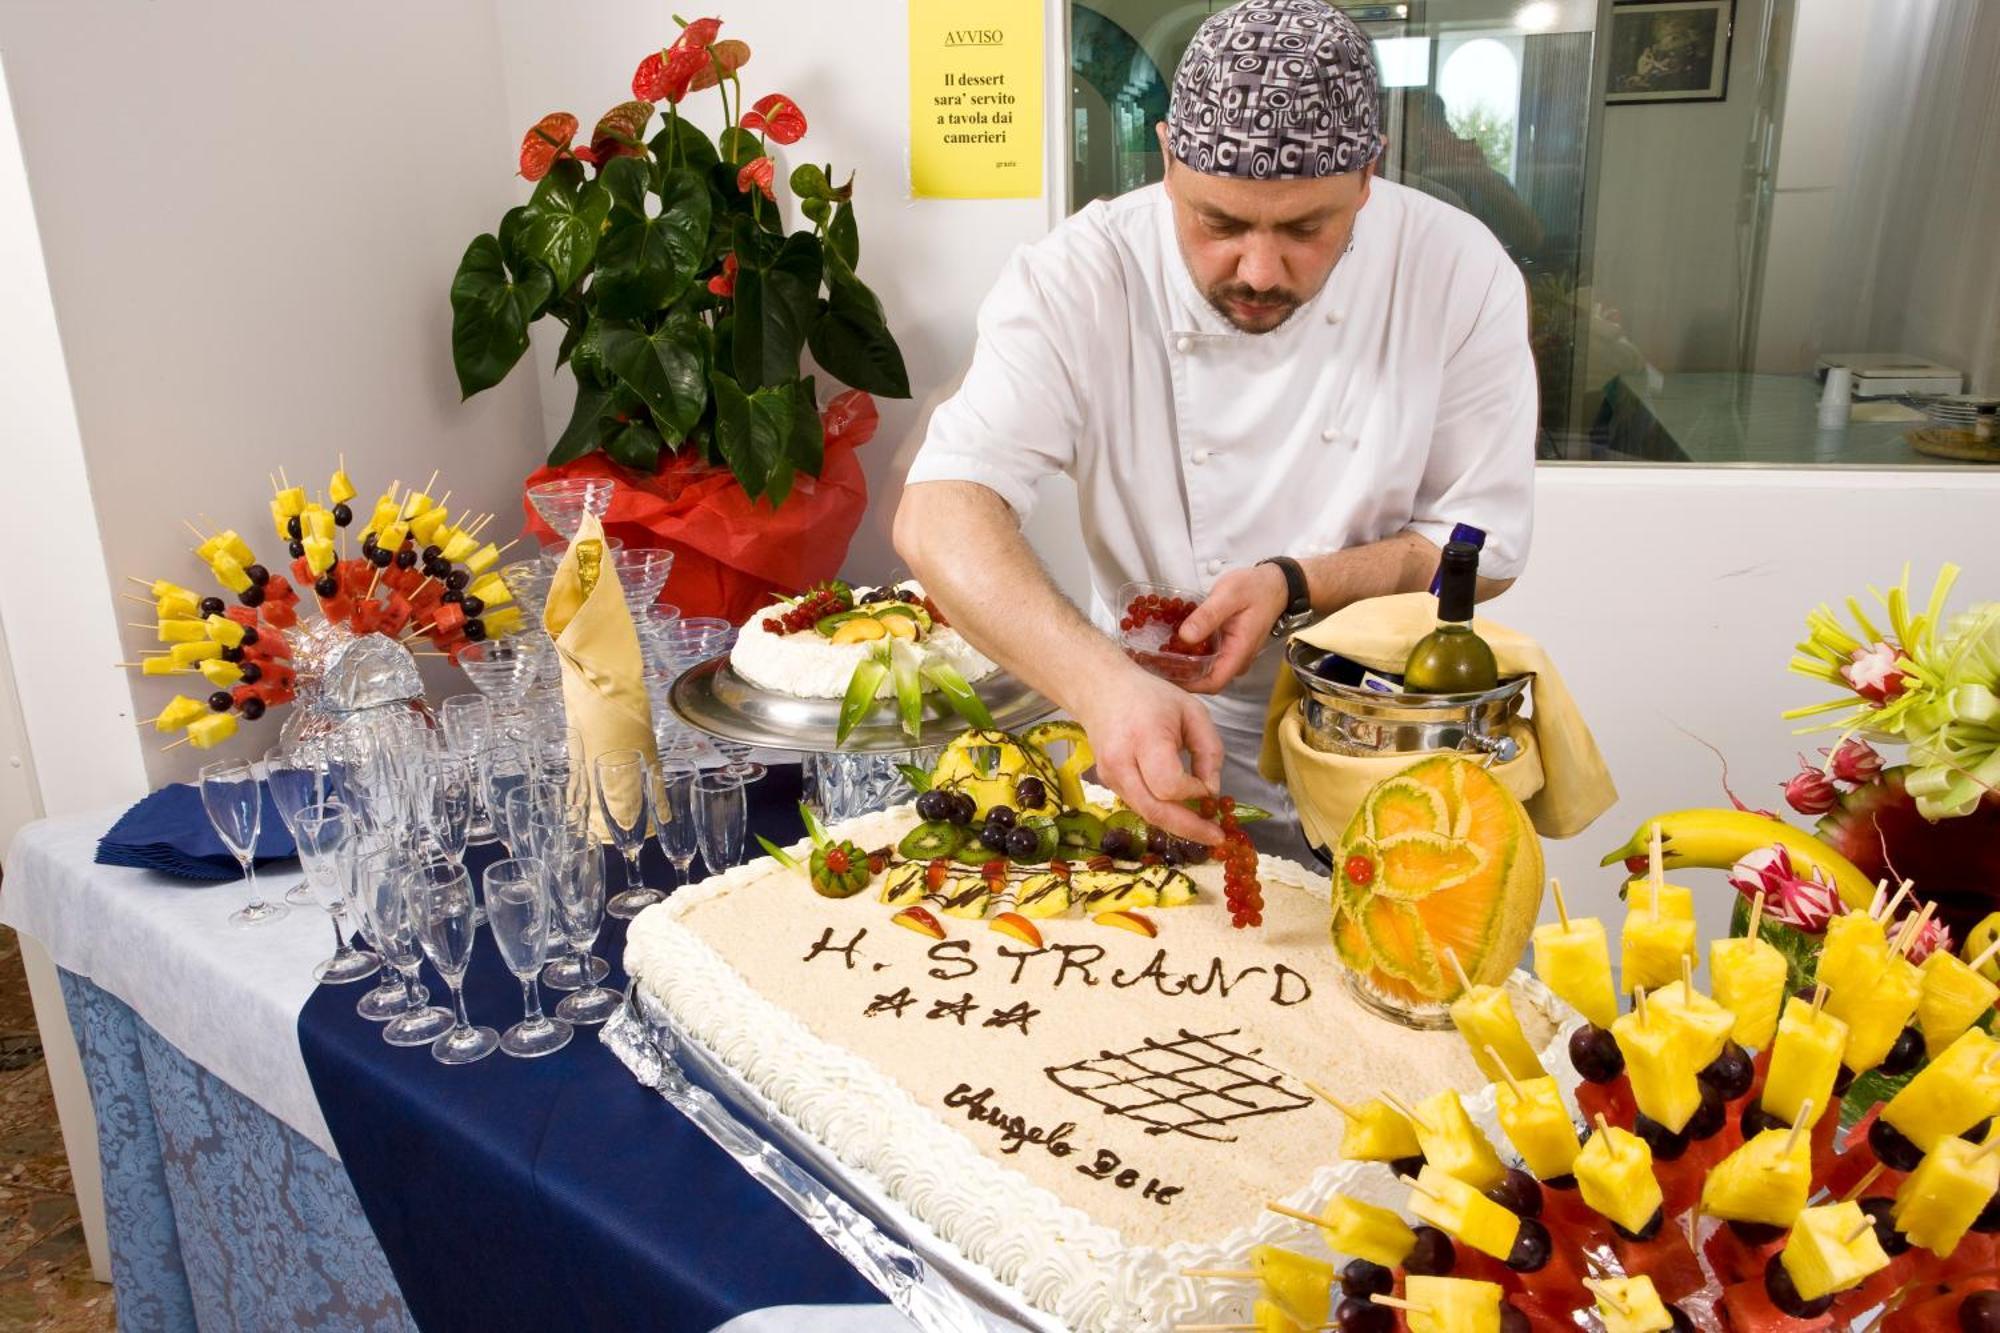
[{"xmin": 450, "ymin": 15, "xmax": 909, "ymax": 505}]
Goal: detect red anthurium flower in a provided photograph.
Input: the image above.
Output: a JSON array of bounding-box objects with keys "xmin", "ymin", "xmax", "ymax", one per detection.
[
  {"xmin": 572, "ymin": 143, "xmax": 599, "ymax": 166},
  {"xmin": 707, "ymin": 253, "xmax": 739, "ymax": 299},
  {"xmin": 590, "ymin": 100, "xmax": 654, "ymax": 164},
  {"xmin": 819, "ymin": 390, "xmax": 878, "ymax": 450},
  {"xmin": 736, "ymin": 156, "xmax": 776, "ymax": 202},
  {"xmin": 687, "ymin": 39, "xmax": 751, "ymax": 93},
  {"xmin": 518, "ymin": 112, "xmax": 579, "ymax": 181},
  {"xmin": 632, "ymin": 51, "xmax": 674, "ymax": 101},
  {"xmin": 632, "ymin": 19, "xmax": 724, "ymax": 104},
  {"xmin": 741, "ymin": 93, "xmax": 807, "ymax": 145}
]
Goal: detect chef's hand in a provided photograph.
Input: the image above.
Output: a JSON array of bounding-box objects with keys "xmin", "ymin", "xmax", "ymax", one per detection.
[
  {"xmin": 1178, "ymin": 564, "xmax": 1290, "ymax": 695},
  {"xmin": 1071, "ymin": 669, "xmax": 1225, "ymax": 845}
]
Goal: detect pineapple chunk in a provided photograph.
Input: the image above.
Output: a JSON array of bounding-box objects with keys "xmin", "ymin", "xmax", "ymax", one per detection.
[
  {"xmin": 438, "ymin": 529, "xmax": 478, "ymax": 563},
  {"xmin": 1594, "ymin": 1276, "xmax": 1674, "ymax": 1333},
  {"xmin": 1072, "ymin": 871, "xmax": 1154, "ymax": 913},
  {"xmin": 155, "ymin": 589, "xmax": 199, "ymax": 619},
  {"xmin": 209, "ymin": 551, "xmax": 253, "ymax": 594},
  {"xmin": 482, "ymin": 606, "xmax": 524, "ymax": 637},
  {"xmin": 1495, "ymin": 1075, "xmax": 1581, "ymax": 1180},
  {"xmin": 1312, "ymin": 1195, "xmax": 1416, "ymax": 1268},
  {"xmin": 465, "ymin": 542, "xmax": 502, "ymax": 575},
  {"xmin": 1410, "ymin": 1089, "xmax": 1507, "ymax": 1190},
  {"xmin": 274, "ymin": 485, "xmax": 306, "ymax": 518},
  {"xmin": 197, "ymin": 659, "xmax": 244, "ymax": 688},
  {"xmin": 935, "ymin": 877, "xmax": 992, "ymax": 919},
  {"xmin": 328, "ymin": 468, "xmax": 357, "ymax": 504},
  {"xmin": 1649, "ymin": 979, "xmax": 1737, "ymax": 1070},
  {"xmin": 1892, "ymin": 1135, "xmax": 2000, "ymax": 1258},
  {"xmin": 1336, "ymin": 1099, "xmax": 1422, "ymax": 1164},
  {"xmin": 1248, "ymin": 1245, "xmax": 1333, "ymax": 1329},
  {"xmin": 411, "ymin": 506, "xmax": 451, "ymax": 545},
  {"xmin": 139, "ymin": 655, "xmax": 179, "ymax": 676},
  {"xmin": 1712, "ymin": 934, "xmax": 1788, "ymax": 1049},
  {"xmin": 1533, "ymin": 916, "xmax": 1619, "ymax": 1029},
  {"xmin": 1613, "ymin": 1006, "xmax": 1703, "ymax": 1132},
  {"xmin": 1760, "ymin": 995, "xmax": 1847, "ymax": 1126},
  {"xmin": 1408, "ymin": 1165, "xmax": 1520, "ymax": 1261},
  {"xmin": 1621, "ymin": 883, "xmax": 1698, "ymax": 994},
  {"xmin": 878, "ymin": 863, "xmax": 926, "ymax": 907},
  {"xmin": 203, "ymin": 614, "xmax": 248, "ymax": 649},
  {"xmin": 186, "ymin": 712, "xmax": 239, "ymax": 749},
  {"xmin": 148, "ymin": 578, "xmax": 196, "ymax": 602},
  {"xmin": 1576, "ymin": 1122, "xmax": 1663, "ymax": 1235},
  {"xmin": 218, "ymin": 530, "xmax": 254, "ymax": 566},
  {"xmin": 153, "ymin": 695, "xmax": 210, "ymax": 733},
  {"xmin": 1917, "ymin": 950, "xmax": 1999, "ymax": 1056},
  {"xmin": 1250, "ymin": 1299, "xmax": 1302, "ymax": 1333},
  {"xmin": 1818, "ymin": 911, "xmax": 1890, "ymax": 997},
  {"xmin": 1013, "ymin": 873, "xmax": 1070, "ymax": 918},
  {"xmin": 1780, "ymin": 1201, "xmax": 1890, "ymax": 1302},
  {"xmin": 1403, "ymin": 1275, "xmax": 1503, "ymax": 1333},
  {"xmin": 1451, "ymin": 983, "xmax": 1546, "ymax": 1084},
  {"xmin": 156, "ymin": 617, "xmax": 207, "ymax": 644},
  {"xmin": 302, "ymin": 536, "xmax": 337, "ymax": 576},
  {"xmin": 1699, "ymin": 1127, "xmax": 1812, "ymax": 1227},
  {"xmin": 1827, "ymin": 955, "xmax": 1922, "ymax": 1074},
  {"xmin": 1884, "ymin": 1028, "xmax": 2000, "ymax": 1152},
  {"xmin": 304, "ymin": 506, "xmax": 335, "ymax": 542},
  {"xmin": 468, "ymin": 573, "xmax": 511, "ymax": 608},
  {"xmin": 1137, "ymin": 864, "xmax": 1197, "ymax": 907},
  {"xmin": 1630, "ymin": 879, "xmax": 1696, "ymax": 920},
  {"xmin": 167, "ymin": 640, "xmax": 222, "ymax": 667}
]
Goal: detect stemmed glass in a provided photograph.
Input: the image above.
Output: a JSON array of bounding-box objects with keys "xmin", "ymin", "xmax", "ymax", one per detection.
[
  {"xmin": 457, "ymin": 638, "xmax": 540, "ymax": 713},
  {"xmin": 484, "ymin": 858, "xmax": 573, "ymax": 1058},
  {"xmin": 525, "ymin": 476, "xmax": 613, "ymax": 544},
  {"xmin": 340, "ymin": 836, "xmax": 421, "ymax": 1021},
  {"xmin": 423, "ymin": 753, "xmax": 475, "ymax": 865},
  {"xmin": 651, "ymin": 758, "xmax": 701, "ymax": 892},
  {"xmin": 360, "ymin": 846, "xmax": 454, "ymax": 1048},
  {"xmin": 412, "ymin": 859, "xmax": 498, "ymax": 1065},
  {"xmin": 694, "ymin": 768, "xmax": 748, "ymax": 874},
  {"xmin": 292, "ymin": 803, "xmax": 380, "ymax": 985},
  {"xmin": 441, "ymin": 694, "xmax": 498, "ymax": 844},
  {"xmin": 199, "ymin": 759, "xmax": 286, "ymax": 926},
  {"xmin": 712, "ymin": 739, "xmax": 767, "ymax": 787},
  {"xmin": 596, "ymin": 749, "xmax": 656, "ymax": 917},
  {"xmin": 263, "ymin": 746, "xmax": 326, "ymax": 906},
  {"xmin": 484, "ymin": 738, "xmax": 534, "ymax": 854},
  {"xmin": 545, "ymin": 830, "xmax": 617, "ymax": 1020}
]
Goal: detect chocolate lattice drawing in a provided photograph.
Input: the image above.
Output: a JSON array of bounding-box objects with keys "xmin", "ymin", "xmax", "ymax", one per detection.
[{"xmin": 1044, "ymin": 1028, "xmax": 1311, "ymax": 1142}]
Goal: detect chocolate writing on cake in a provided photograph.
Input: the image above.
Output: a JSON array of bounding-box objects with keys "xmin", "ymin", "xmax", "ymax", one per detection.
[{"xmin": 1045, "ymin": 1028, "xmax": 1312, "ymax": 1142}]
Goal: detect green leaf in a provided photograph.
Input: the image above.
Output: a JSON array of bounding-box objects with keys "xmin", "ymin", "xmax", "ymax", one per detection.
[
  {"xmin": 756, "ymin": 834, "xmax": 802, "ymax": 871},
  {"xmin": 836, "ymin": 653, "xmax": 889, "ymax": 745},
  {"xmin": 593, "ymin": 157, "xmax": 691, "ymax": 318},
  {"xmin": 718, "ymin": 126, "xmax": 765, "ymax": 167},
  {"xmin": 519, "ymin": 171, "xmax": 610, "ymax": 295},
  {"xmin": 788, "ymin": 163, "xmax": 831, "ymax": 200},
  {"xmin": 649, "ymin": 114, "xmax": 722, "ymax": 174},
  {"xmin": 895, "ymin": 763, "xmax": 933, "ymax": 793},
  {"xmin": 808, "ymin": 248, "xmax": 908, "ymax": 398},
  {"xmin": 786, "ymin": 375, "xmax": 824, "ymax": 478},
  {"xmin": 450, "ymin": 233, "xmax": 554, "ymax": 398},
  {"xmin": 920, "ymin": 660, "xmax": 994, "ymax": 731},
  {"xmin": 599, "ymin": 312, "xmax": 709, "ymax": 443},
  {"xmin": 603, "ymin": 416, "xmax": 664, "ymax": 471},
  {"xmin": 827, "ymin": 200, "xmax": 859, "ymax": 271},
  {"xmin": 747, "ymin": 382, "xmax": 799, "ymax": 505},
  {"xmin": 801, "ymin": 196, "xmax": 830, "ymax": 226},
  {"xmin": 550, "ymin": 384, "xmax": 616, "ymax": 464},
  {"xmin": 733, "ymin": 233, "xmax": 822, "ymax": 390},
  {"xmin": 655, "ymin": 168, "xmax": 713, "ymax": 289},
  {"xmin": 709, "ymin": 372, "xmax": 761, "ymax": 498}
]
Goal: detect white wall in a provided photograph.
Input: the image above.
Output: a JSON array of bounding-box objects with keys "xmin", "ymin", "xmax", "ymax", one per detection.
[{"xmin": 0, "ymin": 0, "xmax": 548, "ymax": 792}]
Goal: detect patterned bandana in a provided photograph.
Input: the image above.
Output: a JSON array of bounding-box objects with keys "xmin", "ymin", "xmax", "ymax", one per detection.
[{"xmin": 1167, "ymin": 0, "xmax": 1383, "ymax": 179}]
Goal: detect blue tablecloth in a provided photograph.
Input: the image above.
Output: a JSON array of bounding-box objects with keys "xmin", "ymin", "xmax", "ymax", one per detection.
[{"xmin": 297, "ymin": 765, "xmax": 892, "ymax": 1333}]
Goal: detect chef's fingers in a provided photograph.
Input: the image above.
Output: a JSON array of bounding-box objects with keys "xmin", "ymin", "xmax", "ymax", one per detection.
[
  {"xmin": 1182, "ymin": 614, "xmax": 1264, "ymax": 695},
  {"xmin": 1183, "ymin": 702, "xmax": 1226, "ymax": 796},
  {"xmin": 1179, "ymin": 581, "xmax": 1247, "ymax": 645},
  {"xmin": 1131, "ymin": 733, "xmax": 1224, "ymax": 844}
]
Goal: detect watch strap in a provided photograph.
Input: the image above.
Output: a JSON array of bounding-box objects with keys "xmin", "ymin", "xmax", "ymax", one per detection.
[{"xmin": 1259, "ymin": 556, "xmax": 1312, "ymax": 636}]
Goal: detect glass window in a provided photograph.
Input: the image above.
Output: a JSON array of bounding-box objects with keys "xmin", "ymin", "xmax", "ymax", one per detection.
[{"xmin": 1067, "ymin": 0, "xmax": 2000, "ymax": 467}]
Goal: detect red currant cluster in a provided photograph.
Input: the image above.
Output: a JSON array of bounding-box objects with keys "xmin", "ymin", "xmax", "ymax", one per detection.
[
  {"xmin": 1120, "ymin": 594, "xmax": 1212, "ymax": 656},
  {"xmin": 1203, "ymin": 797, "xmax": 1262, "ymax": 928},
  {"xmin": 761, "ymin": 584, "xmax": 848, "ymax": 635}
]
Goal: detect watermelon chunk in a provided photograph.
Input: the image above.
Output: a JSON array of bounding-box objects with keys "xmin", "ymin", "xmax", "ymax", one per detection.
[{"xmin": 1721, "ymin": 1274, "xmax": 1835, "ymax": 1331}]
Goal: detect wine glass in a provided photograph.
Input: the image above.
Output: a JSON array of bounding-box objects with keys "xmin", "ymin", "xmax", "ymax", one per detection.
[
  {"xmin": 545, "ymin": 829, "xmax": 615, "ymax": 1018},
  {"xmin": 651, "ymin": 758, "xmax": 700, "ymax": 892},
  {"xmin": 360, "ymin": 846, "xmax": 454, "ymax": 1048},
  {"xmin": 423, "ymin": 753, "xmax": 475, "ymax": 866},
  {"xmin": 712, "ymin": 739, "xmax": 767, "ymax": 787},
  {"xmin": 338, "ymin": 835, "xmax": 422, "ymax": 1021},
  {"xmin": 694, "ymin": 768, "xmax": 747, "ymax": 874},
  {"xmin": 484, "ymin": 858, "xmax": 573, "ymax": 1058},
  {"xmin": 263, "ymin": 746, "xmax": 326, "ymax": 906},
  {"xmin": 484, "ymin": 737, "xmax": 534, "ymax": 854},
  {"xmin": 412, "ymin": 859, "xmax": 498, "ymax": 1066},
  {"xmin": 441, "ymin": 694, "xmax": 498, "ymax": 844},
  {"xmin": 292, "ymin": 803, "xmax": 380, "ymax": 985},
  {"xmin": 595, "ymin": 749, "xmax": 657, "ymax": 918},
  {"xmin": 199, "ymin": 759, "xmax": 285, "ymax": 926}
]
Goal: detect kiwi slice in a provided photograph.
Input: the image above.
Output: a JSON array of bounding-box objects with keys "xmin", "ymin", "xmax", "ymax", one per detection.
[
  {"xmin": 813, "ymin": 609, "xmax": 869, "ymax": 637},
  {"xmin": 1017, "ymin": 815, "xmax": 1059, "ymax": 863},
  {"xmin": 954, "ymin": 837, "xmax": 1002, "ymax": 866},
  {"xmin": 1102, "ymin": 810, "xmax": 1149, "ymax": 860},
  {"xmin": 896, "ymin": 820, "xmax": 966, "ymax": 861},
  {"xmin": 1055, "ymin": 809, "xmax": 1105, "ymax": 851}
]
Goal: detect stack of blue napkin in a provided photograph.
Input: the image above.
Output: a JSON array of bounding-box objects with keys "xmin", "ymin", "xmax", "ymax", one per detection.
[{"xmin": 95, "ymin": 783, "xmax": 297, "ymax": 881}]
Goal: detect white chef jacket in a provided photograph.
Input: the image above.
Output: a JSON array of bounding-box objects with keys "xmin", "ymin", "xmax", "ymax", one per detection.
[{"xmin": 906, "ymin": 177, "xmax": 1536, "ymax": 816}]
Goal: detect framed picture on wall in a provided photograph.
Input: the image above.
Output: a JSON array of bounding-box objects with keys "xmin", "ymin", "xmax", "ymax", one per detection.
[{"xmin": 1605, "ymin": 0, "xmax": 1735, "ymax": 104}]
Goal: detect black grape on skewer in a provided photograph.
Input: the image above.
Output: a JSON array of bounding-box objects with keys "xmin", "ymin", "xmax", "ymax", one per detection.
[
  {"xmin": 1763, "ymin": 1253, "xmax": 1834, "ymax": 1320},
  {"xmin": 1856, "ymin": 1197, "xmax": 1911, "ymax": 1256},
  {"xmin": 1962, "ymin": 1291, "xmax": 2000, "ymax": 1333},
  {"xmin": 1484, "ymin": 1168, "xmax": 1542, "ymax": 1218},
  {"xmin": 1740, "ymin": 1101, "xmax": 1786, "ymax": 1138},
  {"xmin": 1402, "ymin": 1225, "xmax": 1455, "ymax": 1276},
  {"xmin": 1698, "ymin": 1042, "xmax": 1755, "ymax": 1100},
  {"xmin": 1869, "ymin": 1116, "xmax": 1925, "ymax": 1172},
  {"xmin": 1634, "ymin": 1112, "xmax": 1691, "ymax": 1162},
  {"xmin": 1339, "ymin": 1258, "xmax": 1393, "ymax": 1300},
  {"xmin": 1569, "ymin": 1025, "xmax": 1624, "ymax": 1083},
  {"xmin": 1613, "ymin": 1206, "xmax": 1665, "ymax": 1243},
  {"xmin": 1879, "ymin": 1027, "xmax": 1925, "ymax": 1077},
  {"xmin": 1334, "ymin": 1297, "xmax": 1395, "ymax": 1332},
  {"xmin": 1504, "ymin": 1218, "xmax": 1551, "ymax": 1273}
]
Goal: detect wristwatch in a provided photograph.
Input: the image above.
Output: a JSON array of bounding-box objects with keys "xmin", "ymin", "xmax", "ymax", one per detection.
[{"xmin": 1259, "ymin": 556, "xmax": 1314, "ymax": 638}]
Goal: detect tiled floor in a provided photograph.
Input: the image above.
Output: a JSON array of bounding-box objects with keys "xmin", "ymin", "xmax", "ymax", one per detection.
[{"xmin": 0, "ymin": 927, "xmax": 115, "ymax": 1330}]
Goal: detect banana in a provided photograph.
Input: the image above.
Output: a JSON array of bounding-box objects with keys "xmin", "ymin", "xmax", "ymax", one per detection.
[{"xmin": 1597, "ymin": 809, "xmax": 1876, "ymax": 911}]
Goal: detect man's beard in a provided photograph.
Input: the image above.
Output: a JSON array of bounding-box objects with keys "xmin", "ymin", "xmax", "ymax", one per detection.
[{"xmin": 1207, "ymin": 282, "xmax": 1303, "ymax": 333}]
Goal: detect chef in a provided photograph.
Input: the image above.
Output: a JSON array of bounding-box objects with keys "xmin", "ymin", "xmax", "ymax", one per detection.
[{"xmin": 895, "ymin": 0, "xmax": 1534, "ymax": 849}]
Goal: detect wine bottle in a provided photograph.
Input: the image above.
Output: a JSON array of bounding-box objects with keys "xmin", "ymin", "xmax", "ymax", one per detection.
[{"xmin": 1402, "ymin": 541, "xmax": 1498, "ymax": 694}]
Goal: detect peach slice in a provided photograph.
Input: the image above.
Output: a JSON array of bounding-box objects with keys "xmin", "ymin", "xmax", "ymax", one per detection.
[
  {"xmin": 831, "ymin": 617, "xmax": 888, "ymax": 644},
  {"xmin": 988, "ymin": 912, "xmax": 1044, "ymax": 949},
  {"xmin": 1092, "ymin": 909, "xmax": 1157, "ymax": 938},
  {"xmin": 879, "ymin": 615, "xmax": 919, "ymax": 641},
  {"xmin": 891, "ymin": 905, "xmax": 946, "ymax": 940}
]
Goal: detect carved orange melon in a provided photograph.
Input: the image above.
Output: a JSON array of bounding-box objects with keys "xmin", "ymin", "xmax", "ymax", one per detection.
[{"xmin": 1329, "ymin": 754, "xmax": 1544, "ymax": 1006}]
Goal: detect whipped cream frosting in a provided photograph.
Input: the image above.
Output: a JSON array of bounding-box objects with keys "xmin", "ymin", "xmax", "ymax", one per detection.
[{"xmin": 730, "ymin": 583, "xmax": 999, "ymax": 700}]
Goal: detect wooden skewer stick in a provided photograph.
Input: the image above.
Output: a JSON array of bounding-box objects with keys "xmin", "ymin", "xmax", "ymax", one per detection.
[
  {"xmin": 1179, "ymin": 1268, "xmax": 1256, "ymax": 1280},
  {"xmin": 1550, "ymin": 876, "xmax": 1572, "ymax": 931},
  {"xmin": 1747, "ymin": 888, "xmax": 1766, "ymax": 939},
  {"xmin": 160, "ymin": 736, "xmax": 191, "ymax": 752},
  {"xmin": 1303, "ymin": 1081, "xmax": 1360, "ymax": 1120},
  {"xmin": 1843, "ymin": 1215, "xmax": 1877, "ymax": 1246},
  {"xmin": 1970, "ymin": 934, "xmax": 2000, "ymax": 974},
  {"xmin": 1370, "ymin": 1295, "xmax": 1431, "ymax": 1315},
  {"xmin": 278, "ymin": 464, "xmax": 290, "ymax": 489},
  {"xmin": 126, "ymin": 574, "xmax": 156, "ymax": 588},
  {"xmin": 1785, "ymin": 1099, "xmax": 1816, "ymax": 1156},
  {"xmin": 422, "ymin": 467, "xmax": 440, "ymax": 497},
  {"xmin": 1971, "ymin": 1134, "xmax": 2000, "ymax": 1164},
  {"xmin": 1879, "ymin": 880, "xmax": 1914, "ymax": 927},
  {"xmin": 1868, "ymin": 878, "xmax": 1891, "ymax": 920},
  {"xmin": 1895, "ymin": 902, "xmax": 1937, "ymax": 957},
  {"xmin": 1682, "ymin": 953, "xmax": 1695, "ymax": 995},
  {"xmin": 1583, "ymin": 1278, "xmax": 1632, "ymax": 1316},
  {"xmin": 1633, "ymin": 983, "xmax": 1650, "ymax": 1025},
  {"xmin": 1172, "ymin": 1324, "xmax": 1257, "ymax": 1332},
  {"xmin": 183, "ymin": 518, "xmax": 210, "ymax": 542},
  {"xmin": 1594, "ymin": 1113, "xmax": 1619, "ymax": 1158},
  {"xmin": 1445, "ymin": 946, "xmax": 1475, "ymax": 996},
  {"xmin": 1841, "ymin": 1162, "xmax": 1887, "ymax": 1201},
  {"xmin": 1379, "ymin": 1091, "xmax": 1433, "ymax": 1135},
  {"xmin": 1263, "ymin": 1200, "xmax": 1325, "ymax": 1228},
  {"xmin": 1486, "ymin": 1046, "xmax": 1525, "ymax": 1100},
  {"xmin": 1809, "ymin": 983, "xmax": 1828, "ymax": 1016},
  {"xmin": 1684, "ymin": 1205, "xmax": 1700, "ymax": 1251},
  {"xmin": 1648, "ymin": 822, "xmax": 1664, "ymax": 899}
]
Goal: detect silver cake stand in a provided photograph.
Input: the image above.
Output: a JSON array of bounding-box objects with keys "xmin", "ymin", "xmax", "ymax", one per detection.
[{"xmin": 669, "ymin": 655, "xmax": 1055, "ymax": 821}]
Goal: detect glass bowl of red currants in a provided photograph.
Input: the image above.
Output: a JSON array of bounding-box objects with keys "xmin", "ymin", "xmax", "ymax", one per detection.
[{"xmin": 1115, "ymin": 581, "xmax": 1217, "ymax": 686}]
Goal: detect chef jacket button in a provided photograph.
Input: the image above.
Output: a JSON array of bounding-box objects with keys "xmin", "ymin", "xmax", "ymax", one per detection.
[
  {"xmin": 1191, "ymin": 448, "xmax": 1211, "ymax": 465},
  {"xmin": 1175, "ymin": 336, "xmax": 1193, "ymax": 353},
  {"xmin": 1321, "ymin": 427, "xmax": 1338, "ymax": 443},
  {"xmin": 1325, "ymin": 310, "xmax": 1343, "ymax": 325},
  {"xmin": 1205, "ymin": 558, "xmax": 1224, "ymax": 575}
]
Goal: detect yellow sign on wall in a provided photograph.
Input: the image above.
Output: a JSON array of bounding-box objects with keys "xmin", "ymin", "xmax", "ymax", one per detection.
[{"xmin": 908, "ymin": 0, "xmax": 1044, "ymax": 199}]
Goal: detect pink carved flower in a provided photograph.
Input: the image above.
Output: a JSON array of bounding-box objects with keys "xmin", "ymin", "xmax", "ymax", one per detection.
[
  {"xmin": 1781, "ymin": 756, "xmax": 1839, "ymax": 816},
  {"xmin": 1888, "ymin": 911, "xmax": 1952, "ymax": 965},
  {"xmin": 1824, "ymin": 737, "xmax": 1884, "ymax": 786},
  {"xmin": 1842, "ymin": 641, "xmax": 1910, "ymax": 705},
  {"xmin": 1728, "ymin": 844, "xmax": 1838, "ymax": 933}
]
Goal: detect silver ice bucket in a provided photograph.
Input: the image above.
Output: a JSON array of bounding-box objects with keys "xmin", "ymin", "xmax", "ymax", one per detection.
[{"xmin": 1286, "ymin": 640, "xmax": 1530, "ymax": 762}]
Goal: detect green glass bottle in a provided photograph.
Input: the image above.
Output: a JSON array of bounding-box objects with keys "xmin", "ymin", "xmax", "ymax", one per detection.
[{"xmin": 1402, "ymin": 541, "xmax": 1498, "ymax": 694}]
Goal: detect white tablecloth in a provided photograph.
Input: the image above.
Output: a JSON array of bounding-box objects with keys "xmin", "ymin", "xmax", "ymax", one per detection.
[{"xmin": 1, "ymin": 809, "xmax": 339, "ymax": 1156}]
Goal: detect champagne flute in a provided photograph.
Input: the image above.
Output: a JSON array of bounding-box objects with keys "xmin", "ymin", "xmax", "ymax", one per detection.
[
  {"xmin": 262, "ymin": 745, "xmax": 326, "ymax": 905},
  {"xmin": 291, "ymin": 802, "xmax": 379, "ymax": 984},
  {"xmin": 360, "ymin": 846, "xmax": 454, "ymax": 1047},
  {"xmin": 441, "ymin": 694, "xmax": 498, "ymax": 843},
  {"xmin": 339, "ymin": 834, "xmax": 423, "ymax": 1021},
  {"xmin": 595, "ymin": 749, "xmax": 657, "ymax": 917},
  {"xmin": 694, "ymin": 768, "xmax": 747, "ymax": 874},
  {"xmin": 412, "ymin": 859, "xmax": 498, "ymax": 1065},
  {"xmin": 484, "ymin": 858, "xmax": 573, "ymax": 1058},
  {"xmin": 424, "ymin": 753, "xmax": 475, "ymax": 866},
  {"xmin": 546, "ymin": 830, "xmax": 616, "ymax": 1020},
  {"xmin": 651, "ymin": 758, "xmax": 700, "ymax": 891},
  {"xmin": 200, "ymin": 758, "xmax": 286, "ymax": 926},
  {"xmin": 483, "ymin": 737, "xmax": 534, "ymax": 854}
]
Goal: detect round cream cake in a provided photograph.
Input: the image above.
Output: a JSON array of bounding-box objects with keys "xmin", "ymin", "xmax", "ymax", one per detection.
[{"xmin": 730, "ymin": 581, "xmax": 999, "ymax": 699}]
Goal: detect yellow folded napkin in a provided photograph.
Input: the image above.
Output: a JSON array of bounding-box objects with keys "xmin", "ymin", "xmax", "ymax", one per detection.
[
  {"xmin": 1260, "ymin": 592, "xmax": 1615, "ymax": 839},
  {"xmin": 544, "ymin": 513, "xmax": 657, "ymax": 838}
]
